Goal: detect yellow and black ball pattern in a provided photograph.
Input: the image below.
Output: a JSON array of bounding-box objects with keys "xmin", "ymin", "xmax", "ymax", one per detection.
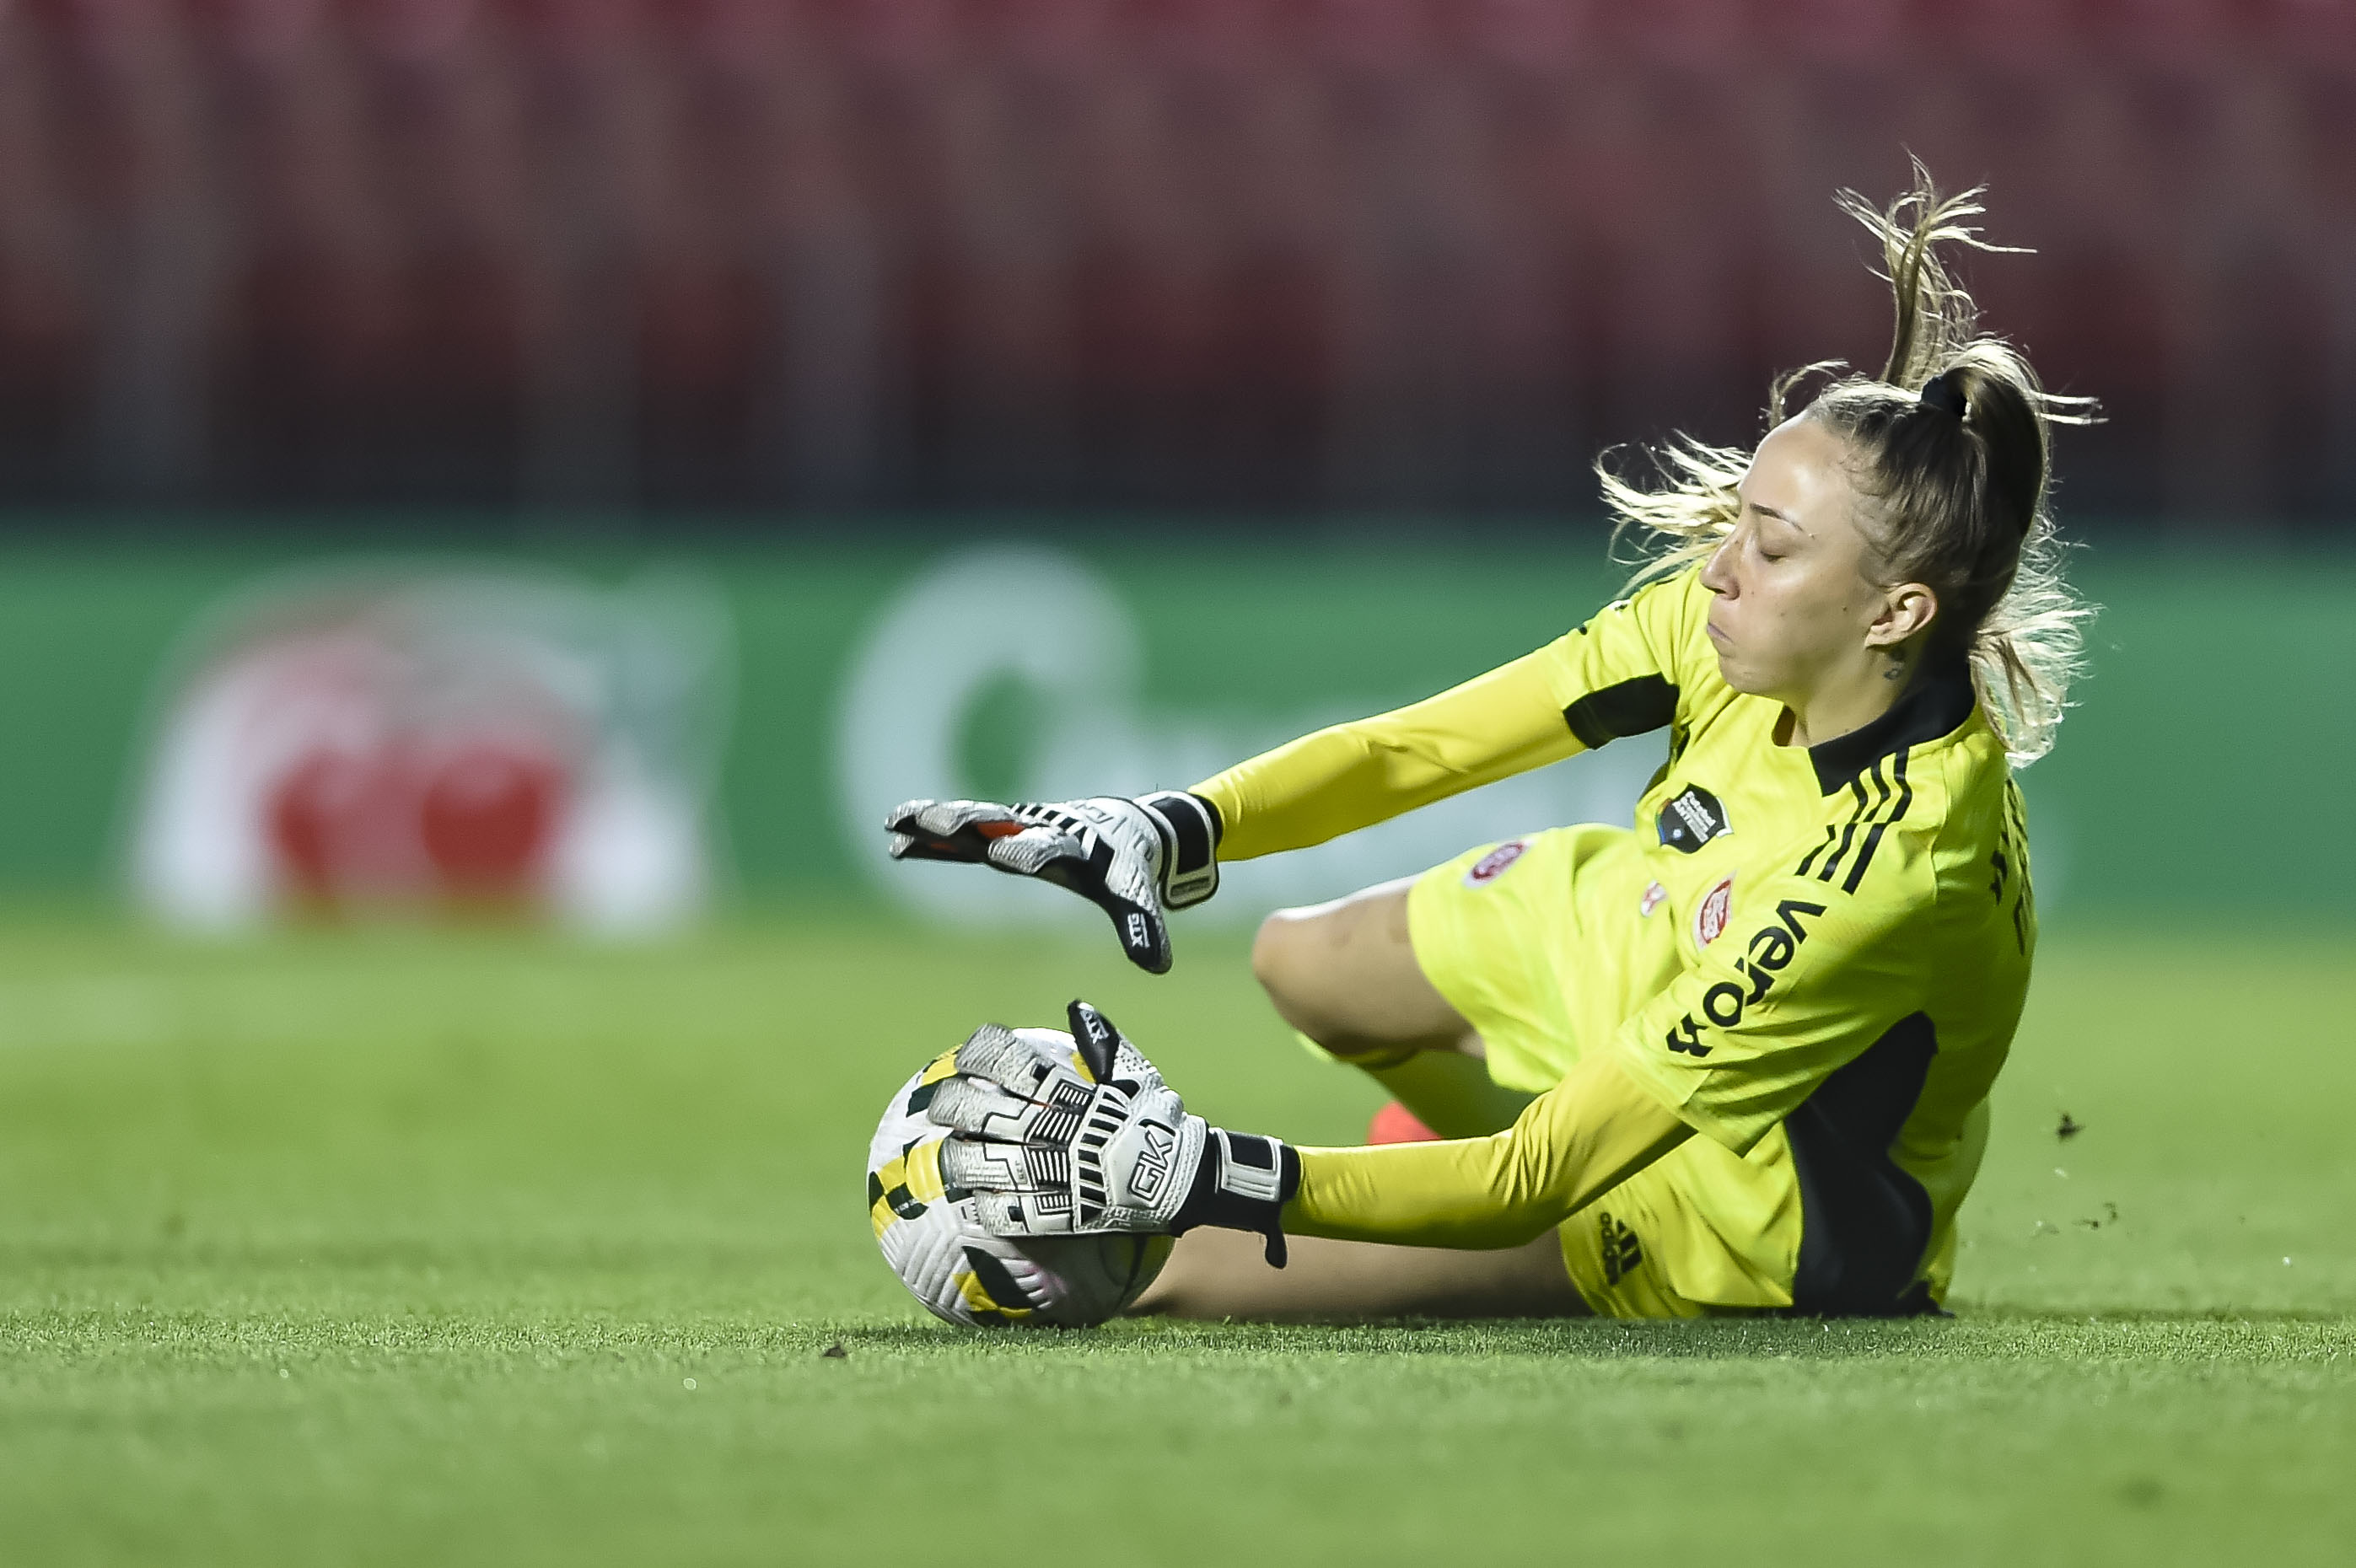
[{"xmin": 868, "ymin": 1032, "xmax": 1173, "ymax": 1328}]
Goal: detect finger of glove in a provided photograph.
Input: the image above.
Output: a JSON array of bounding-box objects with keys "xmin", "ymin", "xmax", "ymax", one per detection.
[
  {"xmin": 938, "ymin": 1134, "xmax": 1025, "ymax": 1193},
  {"xmin": 1124, "ymin": 1081, "xmax": 1186, "ymax": 1129},
  {"xmin": 978, "ymin": 824, "xmax": 1085, "ymax": 878},
  {"xmin": 882, "ymin": 799, "xmax": 1028, "ymax": 863},
  {"xmin": 969, "ymin": 1189, "xmax": 1080, "ymax": 1238},
  {"xmin": 928, "ymin": 1075, "xmax": 1103, "ymax": 1143},
  {"xmin": 1064, "ymin": 1000, "xmax": 1170, "ymax": 1092},
  {"xmin": 940, "ymin": 1134, "xmax": 1078, "ymax": 1205},
  {"xmin": 886, "ymin": 830, "xmax": 985, "ymax": 865},
  {"xmin": 1087, "ymin": 890, "xmax": 1170, "ymax": 975},
  {"xmin": 1037, "ymin": 844, "xmax": 1172, "ymax": 973},
  {"xmin": 1000, "ymin": 822, "xmax": 1170, "ymax": 973},
  {"xmin": 1065, "ymin": 999, "xmax": 1123, "ymax": 1082},
  {"xmin": 886, "ymin": 798, "xmax": 996, "ymax": 835},
  {"xmin": 951, "ymin": 1023, "xmax": 1100, "ymax": 1108},
  {"xmin": 1111, "ymin": 1042, "xmax": 1170, "ymax": 1093}
]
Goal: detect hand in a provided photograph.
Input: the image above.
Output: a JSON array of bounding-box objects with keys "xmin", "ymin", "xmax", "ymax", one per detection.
[
  {"xmin": 927, "ymin": 1001, "xmax": 1299, "ymax": 1265},
  {"xmin": 883, "ymin": 792, "xmax": 1220, "ymax": 974}
]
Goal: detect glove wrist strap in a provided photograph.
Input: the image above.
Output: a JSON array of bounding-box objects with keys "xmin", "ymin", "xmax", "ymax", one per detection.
[
  {"xmin": 1137, "ymin": 791, "xmax": 1222, "ymax": 909},
  {"xmin": 1174, "ymin": 1129, "xmax": 1299, "ymax": 1268}
]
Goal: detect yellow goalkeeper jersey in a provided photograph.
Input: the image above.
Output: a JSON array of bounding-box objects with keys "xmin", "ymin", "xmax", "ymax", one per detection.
[{"xmin": 1194, "ymin": 566, "xmax": 2036, "ymax": 1313}]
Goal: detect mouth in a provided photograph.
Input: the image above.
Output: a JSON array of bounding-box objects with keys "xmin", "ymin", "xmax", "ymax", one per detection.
[{"xmin": 1705, "ymin": 618, "xmax": 1731, "ymax": 649}]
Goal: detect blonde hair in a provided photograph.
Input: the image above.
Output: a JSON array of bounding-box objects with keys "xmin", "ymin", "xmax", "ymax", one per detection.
[{"xmin": 1600, "ymin": 162, "xmax": 2096, "ymax": 765}]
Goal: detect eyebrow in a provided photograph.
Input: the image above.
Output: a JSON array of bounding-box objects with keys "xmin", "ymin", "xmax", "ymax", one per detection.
[{"xmin": 1749, "ymin": 501, "xmax": 1808, "ymax": 534}]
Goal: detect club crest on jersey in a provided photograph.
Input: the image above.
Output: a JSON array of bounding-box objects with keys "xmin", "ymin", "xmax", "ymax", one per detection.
[
  {"xmin": 1639, "ymin": 880, "xmax": 1668, "ymax": 918},
  {"xmin": 1693, "ymin": 875, "xmax": 1735, "ymax": 947},
  {"xmin": 1465, "ymin": 840, "xmax": 1529, "ymax": 887},
  {"xmin": 1656, "ymin": 785, "xmax": 1729, "ymax": 853}
]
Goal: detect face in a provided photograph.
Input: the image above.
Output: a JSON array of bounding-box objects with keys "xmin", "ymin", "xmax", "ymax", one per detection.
[{"xmin": 1699, "ymin": 416, "xmax": 1928, "ymax": 705}]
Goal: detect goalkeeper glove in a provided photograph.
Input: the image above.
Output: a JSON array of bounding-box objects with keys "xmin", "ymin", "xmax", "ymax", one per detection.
[
  {"xmin": 884, "ymin": 792, "xmax": 1220, "ymax": 975},
  {"xmin": 927, "ymin": 1001, "xmax": 1299, "ymax": 1266}
]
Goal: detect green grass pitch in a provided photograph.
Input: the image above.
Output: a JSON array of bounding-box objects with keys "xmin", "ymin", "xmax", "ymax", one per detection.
[{"xmin": 0, "ymin": 913, "xmax": 2348, "ymax": 1565}]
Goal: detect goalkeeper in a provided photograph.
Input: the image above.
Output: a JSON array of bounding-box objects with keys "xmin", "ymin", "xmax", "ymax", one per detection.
[{"xmin": 887, "ymin": 170, "xmax": 2090, "ymax": 1320}]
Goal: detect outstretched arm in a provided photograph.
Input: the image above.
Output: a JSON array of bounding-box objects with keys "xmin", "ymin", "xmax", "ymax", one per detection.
[
  {"xmin": 1190, "ymin": 649, "xmax": 1581, "ymax": 862},
  {"xmin": 885, "ymin": 569, "xmax": 1709, "ymax": 969},
  {"xmin": 1285, "ymin": 1055, "xmax": 1691, "ymax": 1249},
  {"xmin": 1195, "ymin": 568, "xmax": 1709, "ymax": 862}
]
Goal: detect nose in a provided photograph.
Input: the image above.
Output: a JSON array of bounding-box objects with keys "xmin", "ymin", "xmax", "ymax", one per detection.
[{"xmin": 1700, "ymin": 536, "xmax": 1737, "ymax": 595}]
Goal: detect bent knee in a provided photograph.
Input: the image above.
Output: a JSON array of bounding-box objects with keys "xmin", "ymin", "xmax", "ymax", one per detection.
[
  {"xmin": 1256, "ymin": 903, "xmax": 1375, "ymax": 1044},
  {"xmin": 1250, "ymin": 907, "xmax": 1318, "ymax": 1022},
  {"xmin": 1251, "ymin": 894, "xmax": 1460, "ymax": 1058}
]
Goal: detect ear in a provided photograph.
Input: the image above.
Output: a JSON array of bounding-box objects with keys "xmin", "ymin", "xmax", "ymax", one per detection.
[{"xmin": 1866, "ymin": 582, "xmax": 1939, "ymax": 650}]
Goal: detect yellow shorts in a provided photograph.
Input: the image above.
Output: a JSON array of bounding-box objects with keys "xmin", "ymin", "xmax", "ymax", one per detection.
[{"xmin": 1406, "ymin": 827, "xmax": 1803, "ymax": 1319}]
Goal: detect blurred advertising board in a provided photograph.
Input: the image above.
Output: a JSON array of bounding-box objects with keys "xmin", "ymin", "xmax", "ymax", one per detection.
[
  {"xmin": 127, "ymin": 567, "xmax": 729, "ymax": 934},
  {"xmin": 0, "ymin": 539, "xmax": 2340, "ymax": 927}
]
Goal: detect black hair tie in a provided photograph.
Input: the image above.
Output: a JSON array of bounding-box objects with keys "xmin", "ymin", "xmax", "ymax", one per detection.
[{"xmin": 1919, "ymin": 370, "xmax": 1967, "ymax": 419}]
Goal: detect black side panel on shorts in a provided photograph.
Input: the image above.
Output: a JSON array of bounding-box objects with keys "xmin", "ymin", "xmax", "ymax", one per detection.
[
  {"xmin": 1787, "ymin": 1012, "xmax": 1939, "ymax": 1317},
  {"xmin": 1564, "ymin": 675, "xmax": 1678, "ymax": 750}
]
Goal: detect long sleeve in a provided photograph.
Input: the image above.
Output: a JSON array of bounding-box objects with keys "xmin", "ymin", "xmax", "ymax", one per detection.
[
  {"xmin": 1191, "ymin": 568, "xmax": 1710, "ymax": 862},
  {"xmin": 1283, "ymin": 1055, "xmax": 1692, "ymax": 1249}
]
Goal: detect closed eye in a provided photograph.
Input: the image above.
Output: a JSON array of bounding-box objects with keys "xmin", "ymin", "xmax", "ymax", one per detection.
[{"xmin": 1749, "ymin": 513, "xmax": 1794, "ymax": 562}]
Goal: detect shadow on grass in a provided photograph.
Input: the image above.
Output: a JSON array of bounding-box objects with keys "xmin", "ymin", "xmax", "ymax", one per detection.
[
  {"xmin": 3, "ymin": 1308, "xmax": 2341, "ymax": 1375},
  {"xmin": 819, "ymin": 1308, "xmax": 2355, "ymax": 1364},
  {"xmin": 0, "ymin": 1235, "xmax": 797, "ymax": 1277}
]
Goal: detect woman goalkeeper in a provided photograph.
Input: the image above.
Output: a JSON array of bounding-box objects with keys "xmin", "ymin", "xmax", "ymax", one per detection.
[{"xmin": 886, "ymin": 169, "xmax": 2090, "ymax": 1320}]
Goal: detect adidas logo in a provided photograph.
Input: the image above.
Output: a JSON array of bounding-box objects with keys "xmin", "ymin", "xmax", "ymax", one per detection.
[{"xmin": 1598, "ymin": 1211, "xmax": 1644, "ymax": 1286}]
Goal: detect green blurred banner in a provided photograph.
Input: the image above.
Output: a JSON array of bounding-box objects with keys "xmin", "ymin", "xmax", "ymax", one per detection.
[{"xmin": 0, "ymin": 539, "xmax": 2345, "ymax": 922}]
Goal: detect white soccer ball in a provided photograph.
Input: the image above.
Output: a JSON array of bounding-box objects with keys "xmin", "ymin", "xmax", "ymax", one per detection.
[{"xmin": 869, "ymin": 1031, "xmax": 1174, "ymax": 1329}]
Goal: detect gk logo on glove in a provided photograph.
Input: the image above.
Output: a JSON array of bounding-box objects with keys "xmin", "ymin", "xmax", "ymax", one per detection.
[{"xmin": 1128, "ymin": 1122, "xmax": 1175, "ymax": 1202}]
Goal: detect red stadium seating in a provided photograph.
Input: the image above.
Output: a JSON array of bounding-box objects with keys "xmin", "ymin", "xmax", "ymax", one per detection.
[{"xmin": 0, "ymin": 0, "xmax": 2343, "ymax": 518}]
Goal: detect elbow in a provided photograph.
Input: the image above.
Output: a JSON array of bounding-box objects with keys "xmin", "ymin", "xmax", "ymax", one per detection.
[
  {"xmin": 1488, "ymin": 1185, "xmax": 1573, "ymax": 1250},
  {"xmin": 1484, "ymin": 1130, "xmax": 1578, "ymax": 1248},
  {"xmin": 1483, "ymin": 1212, "xmax": 1566, "ymax": 1252}
]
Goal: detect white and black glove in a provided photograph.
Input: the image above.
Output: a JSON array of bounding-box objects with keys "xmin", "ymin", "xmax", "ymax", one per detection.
[
  {"xmin": 884, "ymin": 792, "xmax": 1221, "ymax": 974},
  {"xmin": 928, "ymin": 1001, "xmax": 1299, "ymax": 1266}
]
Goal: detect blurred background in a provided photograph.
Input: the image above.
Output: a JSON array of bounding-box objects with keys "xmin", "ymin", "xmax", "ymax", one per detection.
[
  {"xmin": 6, "ymin": 14, "xmax": 2354, "ymax": 1554},
  {"xmin": 0, "ymin": 0, "xmax": 2350, "ymax": 928}
]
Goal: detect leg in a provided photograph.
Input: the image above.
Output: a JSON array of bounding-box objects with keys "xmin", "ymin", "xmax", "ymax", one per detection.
[
  {"xmin": 1195, "ymin": 873, "xmax": 1562, "ymax": 1320},
  {"xmin": 1252, "ymin": 879, "xmax": 1535, "ymax": 1138},
  {"xmin": 1131, "ymin": 1226, "xmax": 1588, "ymax": 1322},
  {"xmin": 1251, "ymin": 877, "xmax": 1471, "ymax": 1061}
]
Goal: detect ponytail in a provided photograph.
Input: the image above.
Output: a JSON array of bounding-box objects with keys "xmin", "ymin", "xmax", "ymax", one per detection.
[{"xmin": 1604, "ymin": 161, "xmax": 2095, "ymax": 764}]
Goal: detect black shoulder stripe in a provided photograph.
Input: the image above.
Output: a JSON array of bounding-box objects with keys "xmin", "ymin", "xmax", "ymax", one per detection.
[
  {"xmin": 1840, "ymin": 748, "xmax": 1913, "ymax": 894},
  {"xmin": 1815, "ymin": 770, "xmax": 1881, "ymax": 884},
  {"xmin": 1794, "ymin": 776, "xmax": 1871, "ymax": 878},
  {"xmin": 1818, "ymin": 823, "xmax": 1862, "ymax": 886},
  {"xmin": 1563, "ymin": 675, "xmax": 1677, "ymax": 750},
  {"xmin": 1821, "ymin": 759, "xmax": 1904, "ymax": 886}
]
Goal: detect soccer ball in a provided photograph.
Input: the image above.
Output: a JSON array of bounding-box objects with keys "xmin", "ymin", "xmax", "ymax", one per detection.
[{"xmin": 868, "ymin": 1031, "xmax": 1174, "ymax": 1329}]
